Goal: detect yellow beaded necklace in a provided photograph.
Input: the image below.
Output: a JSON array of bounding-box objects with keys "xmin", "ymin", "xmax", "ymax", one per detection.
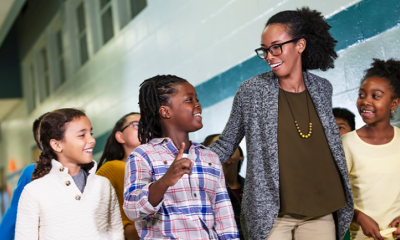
[{"xmin": 279, "ymin": 82, "xmax": 313, "ymax": 139}]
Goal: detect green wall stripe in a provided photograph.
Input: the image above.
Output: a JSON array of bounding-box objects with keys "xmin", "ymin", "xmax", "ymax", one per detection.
[
  {"xmin": 94, "ymin": 0, "xmax": 400, "ymax": 156},
  {"xmin": 195, "ymin": 0, "xmax": 400, "ymax": 109},
  {"xmin": 93, "ymin": 130, "xmax": 111, "ymax": 155}
]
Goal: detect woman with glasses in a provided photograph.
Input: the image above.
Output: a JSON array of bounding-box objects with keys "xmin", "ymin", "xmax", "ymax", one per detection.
[
  {"xmin": 210, "ymin": 7, "xmax": 353, "ymax": 240},
  {"xmin": 97, "ymin": 112, "xmax": 141, "ymax": 240}
]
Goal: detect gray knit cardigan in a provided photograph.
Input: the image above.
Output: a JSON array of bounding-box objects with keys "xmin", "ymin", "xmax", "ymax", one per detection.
[{"xmin": 210, "ymin": 71, "xmax": 354, "ymax": 240}]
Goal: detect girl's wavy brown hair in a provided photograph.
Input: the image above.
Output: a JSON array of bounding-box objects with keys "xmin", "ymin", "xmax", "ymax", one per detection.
[{"xmin": 31, "ymin": 108, "xmax": 94, "ymax": 181}]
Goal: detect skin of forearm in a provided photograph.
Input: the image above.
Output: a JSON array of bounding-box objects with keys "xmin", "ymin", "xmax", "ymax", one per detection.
[
  {"xmin": 124, "ymin": 224, "xmax": 139, "ymax": 240},
  {"xmin": 353, "ymin": 209, "xmax": 361, "ymax": 223},
  {"xmin": 148, "ymin": 177, "xmax": 169, "ymax": 206}
]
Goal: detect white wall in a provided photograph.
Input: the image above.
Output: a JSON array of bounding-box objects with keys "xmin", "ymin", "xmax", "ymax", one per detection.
[{"xmin": 3, "ymin": 0, "xmax": 399, "ymax": 182}]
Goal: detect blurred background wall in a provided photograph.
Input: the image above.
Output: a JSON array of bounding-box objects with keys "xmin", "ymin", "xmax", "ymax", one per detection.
[{"xmin": 0, "ymin": 0, "xmax": 399, "ymax": 214}]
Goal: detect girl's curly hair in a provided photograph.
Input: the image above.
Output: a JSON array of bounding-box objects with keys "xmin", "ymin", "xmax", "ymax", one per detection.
[
  {"xmin": 31, "ymin": 108, "xmax": 94, "ymax": 181},
  {"xmin": 266, "ymin": 7, "xmax": 337, "ymax": 71},
  {"xmin": 362, "ymin": 58, "xmax": 400, "ymax": 98}
]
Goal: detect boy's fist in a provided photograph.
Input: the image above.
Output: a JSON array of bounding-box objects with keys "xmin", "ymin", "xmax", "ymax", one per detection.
[{"xmin": 161, "ymin": 142, "xmax": 193, "ymax": 187}]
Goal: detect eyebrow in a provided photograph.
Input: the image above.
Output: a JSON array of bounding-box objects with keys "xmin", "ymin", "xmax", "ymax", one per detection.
[
  {"xmin": 371, "ymin": 89, "xmax": 384, "ymax": 93},
  {"xmin": 337, "ymin": 123, "xmax": 348, "ymax": 126},
  {"xmin": 261, "ymin": 41, "xmax": 281, "ymax": 47},
  {"xmin": 76, "ymin": 127, "xmax": 93, "ymax": 133}
]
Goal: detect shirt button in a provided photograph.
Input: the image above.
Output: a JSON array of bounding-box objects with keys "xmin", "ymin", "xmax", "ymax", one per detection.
[
  {"xmin": 59, "ymin": 167, "xmax": 64, "ymax": 172},
  {"xmin": 194, "ymin": 193, "xmax": 197, "ymax": 197},
  {"xmin": 163, "ymin": 161, "xmax": 167, "ymax": 165},
  {"xmin": 75, "ymin": 195, "xmax": 81, "ymax": 201},
  {"xmin": 208, "ymin": 163, "xmax": 212, "ymax": 166},
  {"xmin": 65, "ymin": 181, "xmax": 71, "ymax": 186}
]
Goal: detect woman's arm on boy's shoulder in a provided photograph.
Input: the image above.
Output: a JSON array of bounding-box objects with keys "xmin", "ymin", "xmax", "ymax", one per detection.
[
  {"xmin": 15, "ymin": 187, "xmax": 40, "ymax": 240},
  {"xmin": 0, "ymin": 164, "xmax": 35, "ymax": 240},
  {"xmin": 212, "ymin": 162, "xmax": 239, "ymax": 240},
  {"xmin": 210, "ymin": 85, "xmax": 245, "ymax": 164},
  {"xmin": 107, "ymin": 180, "xmax": 125, "ymax": 240}
]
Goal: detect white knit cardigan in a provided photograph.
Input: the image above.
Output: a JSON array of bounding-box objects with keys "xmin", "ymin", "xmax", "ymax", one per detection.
[{"xmin": 15, "ymin": 160, "xmax": 124, "ymax": 240}]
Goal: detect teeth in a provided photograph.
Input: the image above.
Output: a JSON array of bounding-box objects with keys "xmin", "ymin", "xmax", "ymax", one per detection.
[
  {"xmin": 362, "ymin": 110, "xmax": 373, "ymax": 113},
  {"xmin": 270, "ymin": 62, "xmax": 282, "ymax": 68},
  {"xmin": 84, "ymin": 149, "xmax": 93, "ymax": 153},
  {"xmin": 194, "ymin": 113, "xmax": 201, "ymax": 117}
]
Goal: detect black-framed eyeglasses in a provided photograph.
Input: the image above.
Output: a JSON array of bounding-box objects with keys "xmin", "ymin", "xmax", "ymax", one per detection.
[
  {"xmin": 120, "ymin": 121, "xmax": 139, "ymax": 132},
  {"xmin": 255, "ymin": 38, "xmax": 300, "ymax": 59}
]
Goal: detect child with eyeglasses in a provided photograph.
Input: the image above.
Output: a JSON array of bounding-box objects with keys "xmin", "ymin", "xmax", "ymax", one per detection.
[{"xmin": 97, "ymin": 112, "xmax": 141, "ymax": 240}]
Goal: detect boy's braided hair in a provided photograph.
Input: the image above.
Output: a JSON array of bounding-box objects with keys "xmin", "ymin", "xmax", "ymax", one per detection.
[{"xmin": 138, "ymin": 75, "xmax": 187, "ymax": 144}]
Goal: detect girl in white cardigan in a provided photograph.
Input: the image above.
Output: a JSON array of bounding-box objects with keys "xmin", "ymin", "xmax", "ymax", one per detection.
[{"xmin": 15, "ymin": 108, "xmax": 124, "ymax": 240}]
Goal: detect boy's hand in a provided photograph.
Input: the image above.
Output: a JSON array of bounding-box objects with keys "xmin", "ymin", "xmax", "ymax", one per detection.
[
  {"xmin": 160, "ymin": 142, "xmax": 194, "ymax": 187},
  {"xmin": 356, "ymin": 211, "xmax": 383, "ymax": 240},
  {"xmin": 390, "ymin": 216, "xmax": 400, "ymax": 238}
]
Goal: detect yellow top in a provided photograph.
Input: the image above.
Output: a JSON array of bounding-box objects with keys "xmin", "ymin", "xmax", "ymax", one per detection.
[
  {"xmin": 97, "ymin": 160, "xmax": 135, "ymax": 229},
  {"xmin": 342, "ymin": 127, "xmax": 400, "ymax": 240}
]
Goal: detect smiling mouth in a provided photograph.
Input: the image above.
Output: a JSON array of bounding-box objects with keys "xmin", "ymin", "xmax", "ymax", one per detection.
[
  {"xmin": 193, "ymin": 113, "xmax": 202, "ymax": 117},
  {"xmin": 361, "ymin": 109, "xmax": 375, "ymax": 117},
  {"xmin": 270, "ymin": 62, "xmax": 282, "ymax": 68},
  {"xmin": 84, "ymin": 149, "xmax": 93, "ymax": 153},
  {"xmin": 362, "ymin": 110, "xmax": 374, "ymax": 114}
]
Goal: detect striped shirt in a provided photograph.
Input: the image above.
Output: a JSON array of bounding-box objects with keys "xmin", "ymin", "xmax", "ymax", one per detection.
[{"xmin": 123, "ymin": 138, "xmax": 239, "ymax": 240}]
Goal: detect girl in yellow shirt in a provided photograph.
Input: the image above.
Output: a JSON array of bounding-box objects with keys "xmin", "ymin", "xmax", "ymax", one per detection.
[
  {"xmin": 97, "ymin": 112, "xmax": 141, "ymax": 240},
  {"xmin": 342, "ymin": 59, "xmax": 400, "ymax": 240}
]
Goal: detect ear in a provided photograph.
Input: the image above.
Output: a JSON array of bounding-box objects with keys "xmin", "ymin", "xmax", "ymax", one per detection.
[
  {"xmin": 115, "ymin": 131, "xmax": 125, "ymax": 144},
  {"xmin": 297, "ymin": 38, "xmax": 306, "ymax": 54},
  {"xmin": 159, "ymin": 106, "xmax": 171, "ymax": 119},
  {"xmin": 50, "ymin": 139, "xmax": 63, "ymax": 153},
  {"xmin": 391, "ymin": 98, "xmax": 400, "ymax": 111}
]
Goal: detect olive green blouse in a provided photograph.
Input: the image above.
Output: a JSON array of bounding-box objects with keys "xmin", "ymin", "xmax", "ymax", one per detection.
[{"xmin": 278, "ymin": 88, "xmax": 345, "ymax": 217}]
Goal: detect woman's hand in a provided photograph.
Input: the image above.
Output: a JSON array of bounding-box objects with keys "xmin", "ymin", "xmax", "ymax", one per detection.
[
  {"xmin": 354, "ymin": 210, "xmax": 383, "ymax": 240},
  {"xmin": 390, "ymin": 216, "xmax": 400, "ymax": 239},
  {"xmin": 160, "ymin": 142, "xmax": 193, "ymax": 187}
]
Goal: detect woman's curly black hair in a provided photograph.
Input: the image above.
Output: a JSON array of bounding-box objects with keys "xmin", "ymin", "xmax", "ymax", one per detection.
[
  {"xmin": 138, "ymin": 75, "xmax": 187, "ymax": 144},
  {"xmin": 97, "ymin": 112, "xmax": 139, "ymax": 171},
  {"xmin": 266, "ymin": 7, "xmax": 337, "ymax": 71},
  {"xmin": 31, "ymin": 108, "xmax": 94, "ymax": 181},
  {"xmin": 362, "ymin": 58, "xmax": 400, "ymax": 98}
]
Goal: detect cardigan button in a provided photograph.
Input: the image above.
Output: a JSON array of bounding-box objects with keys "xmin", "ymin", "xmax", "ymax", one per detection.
[
  {"xmin": 75, "ymin": 195, "xmax": 81, "ymax": 201},
  {"xmin": 208, "ymin": 163, "xmax": 212, "ymax": 166},
  {"xmin": 65, "ymin": 181, "xmax": 71, "ymax": 186},
  {"xmin": 59, "ymin": 167, "xmax": 64, "ymax": 172},
  {"xmin": 163, "ymin": 161, "xmax": 167, "ymax": 165}
]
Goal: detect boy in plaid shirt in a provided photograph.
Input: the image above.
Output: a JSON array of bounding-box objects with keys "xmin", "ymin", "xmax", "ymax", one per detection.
[{"xmin": 123, "ymin": 75, "xmax": 239, "ymax": 240}]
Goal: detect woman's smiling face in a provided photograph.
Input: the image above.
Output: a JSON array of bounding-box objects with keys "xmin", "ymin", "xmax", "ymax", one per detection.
[{"xmin": 261, "ymin": 24, "xmax": 304, "ymax": 78}]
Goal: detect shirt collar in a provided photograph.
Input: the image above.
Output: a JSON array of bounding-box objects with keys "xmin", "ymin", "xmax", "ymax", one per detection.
[
  {"xmin": 50, "ymin": 159, "xmax": 97, "ymax": 175},
  {"xmin": 149, "ymin": 137, "xmax": 206, "ymax": 154}
]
